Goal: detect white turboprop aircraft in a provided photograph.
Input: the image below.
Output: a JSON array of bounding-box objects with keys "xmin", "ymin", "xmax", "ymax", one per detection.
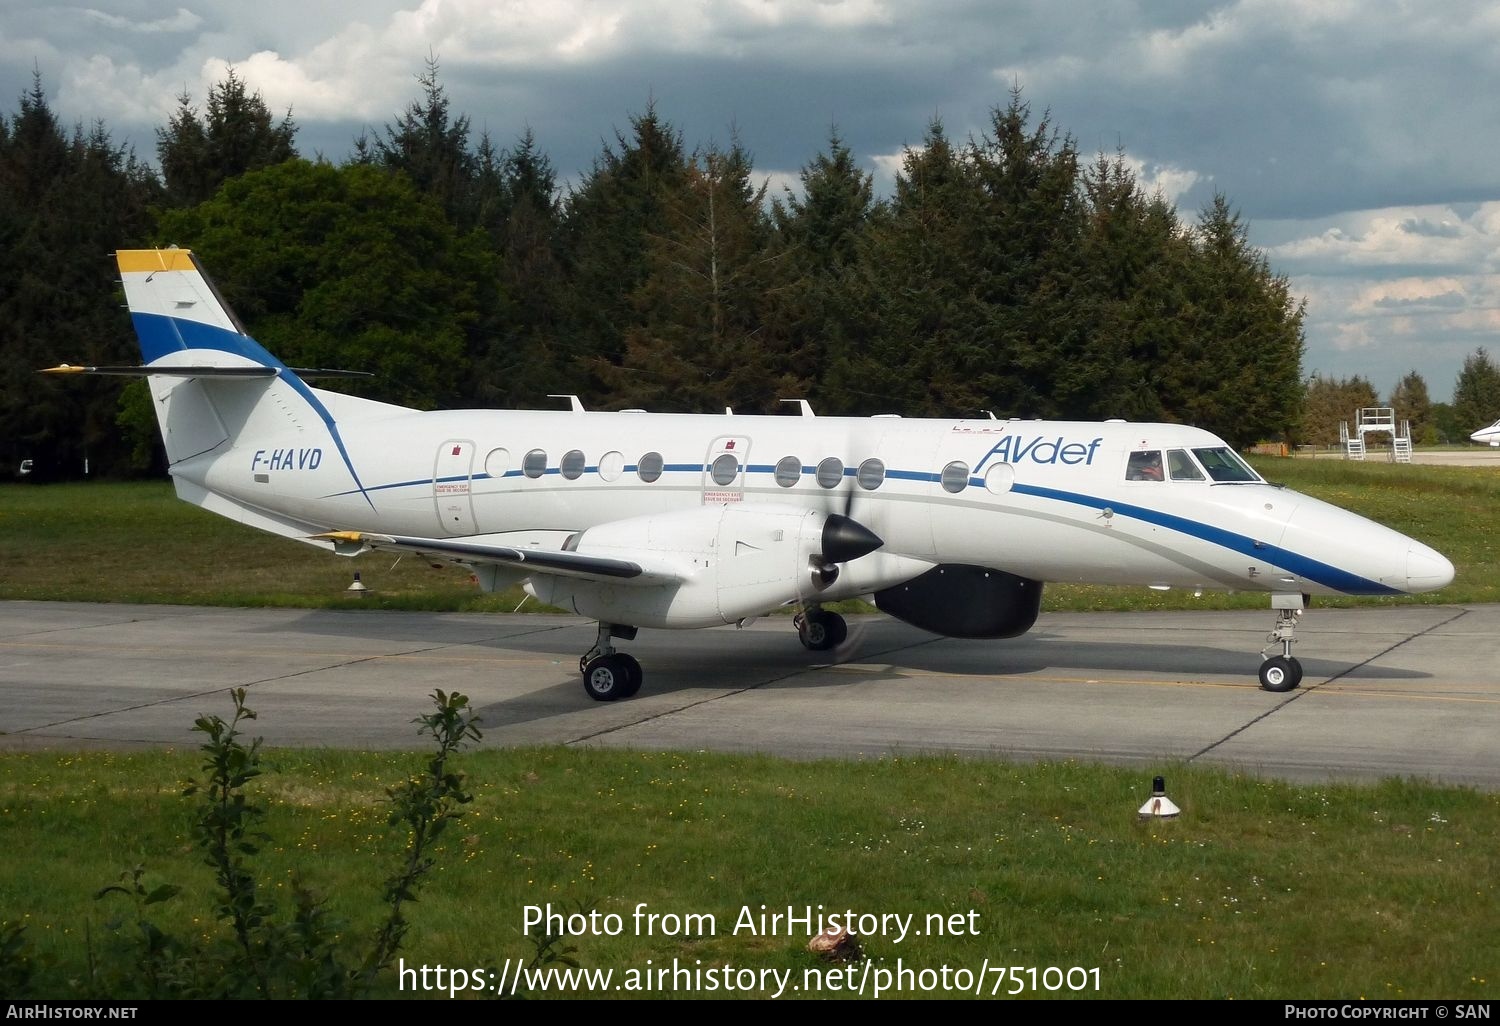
[
  {"xmin": 48, "ymin": 249, "xmax": 1455, "ymax": 700},
  {"xmin": 1471, "ymin": 419, "xmax": 1500, "ymax": 446}
]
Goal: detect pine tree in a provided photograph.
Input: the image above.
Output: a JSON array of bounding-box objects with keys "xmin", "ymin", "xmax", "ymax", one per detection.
[
  {"xmin": 559, "ymin": 103, "xmax": 690, "ymax": 394},
  {"xmin": 771, "ymin": 129, "xmax": 877, "ymax": 402},
  {"xmin": 0, "ymin": 73, "xmax": 160, "ymax": 478},
  {"xmin": 467, "ymin": 128, "xmax": 569, "ymax": 407},
  {"xmin": 1452, "ymin": 348, "xmax": 1500, "ymax": 438},
  {"xmin": 606, "ymin": 140, "xmax": 797, "ymax": 412},
  {"xmin": 1078, "ymin": 151, "xmax": 1193, "ymax": 420},
  {"xmin": 1389, "ymin": 370, "xmax": 1434, "ymax": 445},
  {"xmin": 824, "ymin": 119, "xmax": 993, "ymax": 417},
  {"xmin": 156, "ymin": 68, "xmax": 296, "ymax": 207},
  {"xmin": 370, "ymin": 56, "xmax": 477, "ymax": 229},
  {"xmin": 1172, "ymin": 194, "xmax": 1305, "ymax": 446}
]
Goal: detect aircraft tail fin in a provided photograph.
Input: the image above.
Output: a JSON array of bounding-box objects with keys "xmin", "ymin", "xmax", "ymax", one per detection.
[
  {"xmin": 83, "ymin": 248, "xmax": 293, "ymax": 466},
  {"xmin": 102, "ymin": 248, "xmax": 375, "ymax": 479},
  {"xmin": 117, "ymin": 248, "xmax": 277, "ymax": 370}
]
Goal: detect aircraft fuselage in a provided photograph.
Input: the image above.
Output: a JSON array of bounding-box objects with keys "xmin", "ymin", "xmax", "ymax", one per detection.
[{"xmin": 177, "ymin": 402, "xmax": 1446, "ymax": 604}]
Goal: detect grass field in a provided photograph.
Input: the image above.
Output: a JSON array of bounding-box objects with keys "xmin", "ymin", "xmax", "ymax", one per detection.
[
  {"xmin": 1, "ymin": 740, "xmax": 1497, "ymax": 999},
  {"xmin": 2, "ymin": 461, "xmax": 1498, "ymax": 999},
  {"xmin": 2, "ymin": 455, "xmax": 1496, "ymax": 610}
]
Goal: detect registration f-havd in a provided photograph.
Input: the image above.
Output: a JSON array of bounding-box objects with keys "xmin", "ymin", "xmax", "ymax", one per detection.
[{"xmin": 47, "ymin": 249, "xmax": 1454, "ymax": 701}]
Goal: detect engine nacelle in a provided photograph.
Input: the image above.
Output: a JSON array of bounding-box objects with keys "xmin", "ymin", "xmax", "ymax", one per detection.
[
  {"xmin": 526, "ymin": 504, "xmax": 881, "ymax": 628},
  {"xmin": 874, "ymin": 563, "xmax": 1043, "ymax": 639}
]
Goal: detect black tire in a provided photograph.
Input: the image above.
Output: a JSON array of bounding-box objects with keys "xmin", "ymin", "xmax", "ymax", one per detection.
[
  {"xmin": 799, "ymin": 610, "xmax": 847, "ymax": 652},
  {"xmin": 823, "ymin": 612, "xmax": 848, "ymax": 648},
  {"xmin": 1259, "ymin": 655, "xmax": 1299, "ymax": 692},
  {"xmin": 616, "ymin": 653, "xmax": 643, "ymax": 699},
  {"xmin": 583, "ymin": 654, "xmax": 627, "ymax": 701}
]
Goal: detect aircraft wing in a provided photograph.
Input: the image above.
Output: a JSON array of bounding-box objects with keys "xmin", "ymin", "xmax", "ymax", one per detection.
[{"xmin": 312, "ymin": 531, "xmax": 683, "ymax": 585}]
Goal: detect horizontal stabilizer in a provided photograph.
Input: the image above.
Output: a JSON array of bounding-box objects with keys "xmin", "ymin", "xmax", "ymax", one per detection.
[
  {"xmin": 312, "ymin": 531, "xmax": 683, "ymax": 585},
  {"xmin": 41, "ymin": 364, "xmax": 372, "ymax": 379}
]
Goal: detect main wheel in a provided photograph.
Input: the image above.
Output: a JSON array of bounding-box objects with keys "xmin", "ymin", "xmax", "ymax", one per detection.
[
  {"xmin": 1258, "ymin": 655, "xmax": 1301, "ymax": 693},
  {"xmin": 583, "ymin": 654, "xmax": 629, "ymax": 701},
  {"xmin": 798, "ymin": 610, "xmax": 848, "ymax": 651},
  {"xmin": 615, "ymin": 653, "xmax": 643, "ymax": 698}
]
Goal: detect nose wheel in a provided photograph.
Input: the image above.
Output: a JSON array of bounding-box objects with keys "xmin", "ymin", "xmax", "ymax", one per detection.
[
  {"xmin": 1258, "ymin": 654, "xmax": 1303, "ymax": 692},
  {"xmin": 1259, "ymin": 595, "xmax": 1305, "ymax": 692}
]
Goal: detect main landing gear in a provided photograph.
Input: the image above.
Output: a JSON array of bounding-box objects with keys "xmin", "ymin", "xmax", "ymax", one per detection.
[
  {"xmin": 580, "ymin": 622, "xmax": 641, "ymax": 701},
  {"xmin": 794, "ymin": 607, "xmax": 848, "ymax": 652},
  {"xmin": 1258, "ymin": 594, "xmax": 1305, "ymax": 693}
]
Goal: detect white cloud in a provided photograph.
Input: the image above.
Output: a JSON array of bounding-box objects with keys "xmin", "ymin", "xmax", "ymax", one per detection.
[
  {"xmin": 1266, "ymin": 203, "xmax": 1500, "ymax": 272},
  {"xmin": 869, "ymin": 148, "xmax": 907, "ymax": 193},
  {"xmin": 760, "ymin": 167, "xmax": 803, "ymax": 204},
  {"xmin": 1122, "ymin": 157, "xmax": 1201, "ymax": 208},
  {"xmin": 59, "ymin": 55, "xmax": 174, "ymax": 127}
]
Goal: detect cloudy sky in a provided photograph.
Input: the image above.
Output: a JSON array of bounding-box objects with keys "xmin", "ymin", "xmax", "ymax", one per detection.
[{"xmin": 5, "ymin": 0, "xmax": 1499, "ymax": 404}]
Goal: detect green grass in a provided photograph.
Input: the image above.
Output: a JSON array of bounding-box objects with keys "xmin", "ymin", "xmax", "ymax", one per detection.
[
  {"xmin": 0, "ymin": 480, "xmax": 527, "ymax": 610},
  {"xmin": 2, "ymin": 456, "xmax": 1496, "ymax": 611},
  {"xmin": 1, "ymin": 743, "xmax": 1495, "ymax": 999}
]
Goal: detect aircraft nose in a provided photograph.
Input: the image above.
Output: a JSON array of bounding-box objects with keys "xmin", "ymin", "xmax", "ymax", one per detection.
[{"xmin": 1407, "ymin": 540, "xmax": 1455, "ymax": 593}]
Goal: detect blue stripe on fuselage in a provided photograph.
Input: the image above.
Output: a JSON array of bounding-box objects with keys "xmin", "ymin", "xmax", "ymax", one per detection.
[{"xmin": 1012, "ymin": 483, "xmax": 1398, "ymax": 595}]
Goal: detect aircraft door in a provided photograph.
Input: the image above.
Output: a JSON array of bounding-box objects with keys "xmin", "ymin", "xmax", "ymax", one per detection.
[
  {"xmin": 434, "ymin": 439, "xmax": 477, "ymax": 535},
  {"xmin": 703, "ymin": 436, "xmax": 750, "ymax": 505}
]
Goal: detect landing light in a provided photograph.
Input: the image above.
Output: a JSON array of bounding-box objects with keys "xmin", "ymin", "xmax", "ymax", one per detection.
[{"xmin": 1137, "ymin": 775, "xmax": 1180, "ymax": 819}]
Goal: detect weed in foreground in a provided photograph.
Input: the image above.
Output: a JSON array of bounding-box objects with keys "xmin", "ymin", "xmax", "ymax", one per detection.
[{"xmin": 0, "ymin": 687, "xmax": 576, "ymax": 999}]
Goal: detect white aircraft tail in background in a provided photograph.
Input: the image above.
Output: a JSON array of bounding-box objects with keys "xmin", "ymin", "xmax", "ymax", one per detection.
[{"xmin": 47, "ymin": 248, "xmax": 1455, "ymax": 700}]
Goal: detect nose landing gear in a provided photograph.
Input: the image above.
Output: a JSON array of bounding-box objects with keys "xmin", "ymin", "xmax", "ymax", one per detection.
[{"xmin": 1259, "ymin": 594, "xmax": 1305, "ymax": 692}]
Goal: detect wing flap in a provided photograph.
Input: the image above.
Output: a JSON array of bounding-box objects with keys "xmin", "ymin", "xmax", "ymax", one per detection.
[{"xmin": 313, "ymin": 531, "xmax": 683, "ymax": 585}]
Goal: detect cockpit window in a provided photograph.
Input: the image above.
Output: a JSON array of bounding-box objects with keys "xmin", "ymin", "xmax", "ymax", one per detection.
[
  {"xmin": 1166, "ymin": 449, "xmax": 1205, "ymax": 481},
  {"xmin": 1126, "ymin": 450, "xmax": 1164, "ymax": 481},
  {"xmin": 1191, "ymin": 447, "xmax": 1261, "ymax": 483}
]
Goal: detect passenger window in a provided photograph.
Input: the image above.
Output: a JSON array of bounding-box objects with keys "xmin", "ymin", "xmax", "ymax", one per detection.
[
  {"xmin": 484, "ymin": 447, "xmax": 510, "ymax": 478},
  {"xmin": 560, "ymin": 449, "xmax": 585, "ymax": 480},
  {"xmin": 816, "ymin": 457, "xmax": 844, "ymax": 489},
  {"xmin": 1126, "ymin": 450, "xmax": 1164, "ymax": 481},
  {"xmin": 710, "ymin": 452, "xmax": 739, "ymax": 486},
  {"xmin": 597, "ymin": 450, "xmax": 624, "ymax": 482},
  {"xmin": 774, "ymin": 456, "xmax": 801, "ymax": 487},
  {"xmin": 941, "ymin": 461, "xmax": 970, "ymax": 493},
  {"xmin": 1167, "ymin": 449, "xmax": 1205, "ymax": 481},
  {"xmin": 523, "ymin": 449, "xmax": 547, "ymax": 479},
  {"xmin": 637, "ymin": 452, "xmax": 663, "ymax": 483},
  {"xmin": 857, "ymin": 458, "xmax": 885, "ymax": 490}
]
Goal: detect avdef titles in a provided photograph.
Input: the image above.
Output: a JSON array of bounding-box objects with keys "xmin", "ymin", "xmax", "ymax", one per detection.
[
  {"xmin": 523, "ymin": 903, "xmax": 980, "ymax": 944},
  {"xmin": 980, "ymin": 434, "xmax": 1104, "ymax": 468}
]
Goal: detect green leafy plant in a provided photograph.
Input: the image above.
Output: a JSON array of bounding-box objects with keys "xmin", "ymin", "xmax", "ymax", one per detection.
[{"xmin": 79, "ymin": 687, "xmax": 495, "ymax": 998}]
